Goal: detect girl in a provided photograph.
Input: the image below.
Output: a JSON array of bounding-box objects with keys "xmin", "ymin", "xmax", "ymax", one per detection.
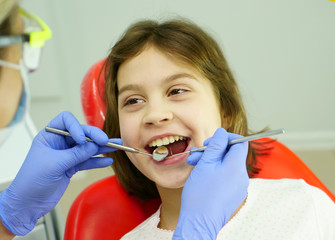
[{"xmin": 103, "ymin": 19, "xmax": 335, "ymax": 239}]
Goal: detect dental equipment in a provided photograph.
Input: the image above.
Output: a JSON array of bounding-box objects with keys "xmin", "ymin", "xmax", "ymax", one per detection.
[
  {"xmin": 45, "ymin": 126, "xmax": 284, "ymax": 162},
  {"xmin": 45, "ymin": 126, "xmax": 152, "ymax": 157},
  {"xmin": 152, "ymin": 128, "xmax": 285, "ymax": 161}
]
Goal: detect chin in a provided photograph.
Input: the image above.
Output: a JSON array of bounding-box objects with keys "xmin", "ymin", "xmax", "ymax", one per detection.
[
  {"xmin": 159, "ymin": 181, "xmax": 186, "ymax": 189},
  {"xmin": 155, "ymin": 170, "xmax": 191, "ymax": 190}
]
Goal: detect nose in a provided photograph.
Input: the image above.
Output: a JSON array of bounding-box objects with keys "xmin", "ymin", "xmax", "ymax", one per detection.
[{"xmin": 142, "ymin": 102, "xmax": 173, "ymax": 126}]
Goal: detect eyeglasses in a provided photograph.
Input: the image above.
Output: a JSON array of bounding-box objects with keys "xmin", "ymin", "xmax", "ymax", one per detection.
[{"xmin": 0, "ymin": 8, "xmax": 52, "ymax": 71}]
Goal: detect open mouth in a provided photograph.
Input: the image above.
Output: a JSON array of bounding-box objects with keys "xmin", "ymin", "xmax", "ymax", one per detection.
[{"xmin": 145, "ymin": 136, "xmax": 190, "ymax": 158}]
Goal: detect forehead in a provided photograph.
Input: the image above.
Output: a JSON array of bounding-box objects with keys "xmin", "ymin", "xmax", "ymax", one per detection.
[{"xmin": 116, "ymin": 46, "xmax": 200, "ymax": 88}]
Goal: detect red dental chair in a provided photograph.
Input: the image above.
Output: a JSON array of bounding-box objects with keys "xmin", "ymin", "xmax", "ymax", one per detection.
[{"xmin": 64, "ymin": 59, "xmax": 335, "ymax": 240}]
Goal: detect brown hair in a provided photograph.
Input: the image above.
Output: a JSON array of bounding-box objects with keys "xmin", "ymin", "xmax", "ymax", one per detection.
[{"xmin": 103, "ymin": 18, "xmax": 261, "ymax": 201}]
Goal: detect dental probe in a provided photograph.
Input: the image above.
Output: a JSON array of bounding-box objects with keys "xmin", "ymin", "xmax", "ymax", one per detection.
[
  {"xmin": 166, "ymin": 128, "xmax": 285, "ymax": 159},
  {"xmin": 45, "ymin": 126, "xmax": 152, "ymax": 157}
]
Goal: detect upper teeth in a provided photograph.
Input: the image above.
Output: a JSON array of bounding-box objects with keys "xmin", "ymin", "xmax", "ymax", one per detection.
[{"xmin": 148, "ymin": 136, "xmax": 185, "ymax": 147}]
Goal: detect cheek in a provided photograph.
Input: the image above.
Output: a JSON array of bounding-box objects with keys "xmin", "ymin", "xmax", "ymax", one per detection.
[
  {"xmin": 190, "ymin": 98, "xmax": 222, "ymax": 141},
  {"xmin": 119, "ymin": 113, "xmax": 136, "ymax": 145},
  {"xmin": 0, "ymin": 66, "xmax": 23, "ymax": 127},
  {"xmin": 182, "ymin": 99, "xmax": 221, "ymax": 128}
]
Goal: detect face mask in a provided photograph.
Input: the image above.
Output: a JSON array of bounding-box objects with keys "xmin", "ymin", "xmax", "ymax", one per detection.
[{"xmin": 0, "ymin": 60, "xmax": 30, "ymax": 147}]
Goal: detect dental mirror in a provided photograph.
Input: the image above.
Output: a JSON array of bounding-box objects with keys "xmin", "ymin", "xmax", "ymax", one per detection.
[{"xmin": 152, "ymin": 146, "xmax": 169, "ymax": 161}]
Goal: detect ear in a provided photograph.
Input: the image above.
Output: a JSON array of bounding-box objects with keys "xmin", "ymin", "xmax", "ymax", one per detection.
[{"xmin": 220, "ymin": 111, "xmax": 231, "ymax": 130}]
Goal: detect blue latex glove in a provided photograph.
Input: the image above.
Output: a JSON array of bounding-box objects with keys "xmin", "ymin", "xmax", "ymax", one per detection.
[
  {"xmin": 173, "ymin": 128, "xmax": 249, "ymax": 240},
  {"xmin": 0, "ymin": 111, "xmax": 121, "ymax": 236}
]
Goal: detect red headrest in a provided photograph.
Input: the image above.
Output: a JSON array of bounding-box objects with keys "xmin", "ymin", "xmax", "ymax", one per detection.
[{"xmin": 81, "ymin": 59, "xmax": 107, "ymax": 129}]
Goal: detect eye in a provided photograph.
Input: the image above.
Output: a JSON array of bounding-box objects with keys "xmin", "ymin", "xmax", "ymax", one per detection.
[
  {"xmin": 168, "ymin": 88, "xmax": 188, "ymax": 96},
  {"xmin": 124, "ymin": 97, "xmax": 144, "ymax": 106}
]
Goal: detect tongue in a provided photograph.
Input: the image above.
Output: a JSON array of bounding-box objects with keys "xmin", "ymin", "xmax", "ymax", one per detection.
[{"xmin": 167, "ymin": 140, "xmax": 187, "ymax": 156}]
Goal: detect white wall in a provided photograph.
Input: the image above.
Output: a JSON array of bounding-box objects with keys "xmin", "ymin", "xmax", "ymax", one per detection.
[{"xmin": 22, "ymin": 0, "xmax": 335, "ymax": 151}]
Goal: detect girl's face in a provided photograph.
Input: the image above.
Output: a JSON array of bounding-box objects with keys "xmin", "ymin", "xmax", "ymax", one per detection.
[{"xmin": 117, "ymin": 46, "xmax": 222, "ymax": 189}]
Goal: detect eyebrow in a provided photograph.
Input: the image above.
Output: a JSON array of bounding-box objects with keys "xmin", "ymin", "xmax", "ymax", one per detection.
[{"xmin": 118, "ymin": 73, "xmax": 197, "ymax": 96}]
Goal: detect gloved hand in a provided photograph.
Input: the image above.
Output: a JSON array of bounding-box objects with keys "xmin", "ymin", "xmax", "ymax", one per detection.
[
  {"xmin": 0, "ymin": 111, "xmax": 121, "ymax": 236},
  {"xmin": 173, "ymin": 128, "xmax": 249, "ymax": 240}
]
